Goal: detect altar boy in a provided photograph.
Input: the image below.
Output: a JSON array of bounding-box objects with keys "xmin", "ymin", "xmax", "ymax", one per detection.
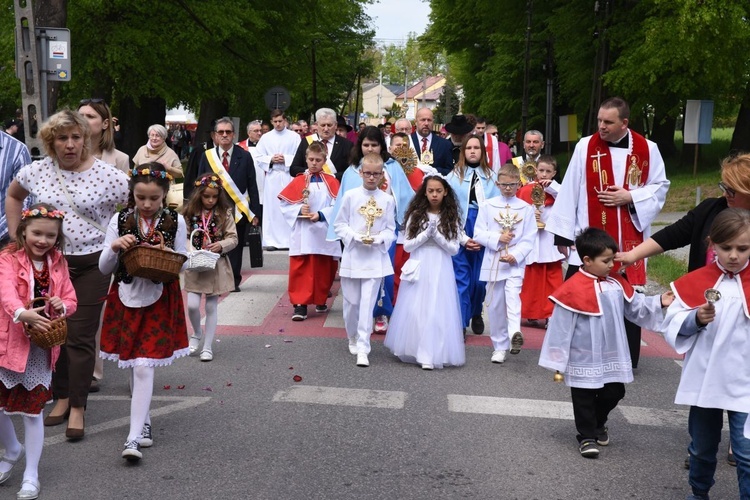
[
  {"xmin": 334, "ymin": 153, "xmax": 396, "ymax": 367},
  {"xmin": 473, "ymin": 164, "xmax": 537, "ymax": 364}
]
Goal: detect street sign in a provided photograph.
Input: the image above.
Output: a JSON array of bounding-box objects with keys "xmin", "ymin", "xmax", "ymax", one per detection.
[
  {"xmin": 264, "ymin": 86, "xmax": 291, "ymax": 111},
  {"xmin": 43, "ymin": 28, "xmax": 71, "ymax": 81}
]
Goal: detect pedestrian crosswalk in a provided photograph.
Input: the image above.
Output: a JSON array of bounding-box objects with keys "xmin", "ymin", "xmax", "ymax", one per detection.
[{"xmin": 272, "ymin": 384, "xmax": 721, "ymax": 429}]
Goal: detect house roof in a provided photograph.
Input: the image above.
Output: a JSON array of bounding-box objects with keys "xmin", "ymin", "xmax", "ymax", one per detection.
[{"xmin": 396, "ymin": 75, "xmax": 444, "ymax": 99}]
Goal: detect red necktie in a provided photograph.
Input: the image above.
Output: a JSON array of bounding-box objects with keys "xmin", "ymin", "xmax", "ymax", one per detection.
[
  {"xmin": 222, "ymin": 151, "xmax": 229, "ymax": 171},
  {"xmin": 322, "ymin": 140, "xmax": 330, "ymax": 155},
  {"xmin": 421, "ymin": 137, "xmax": 428, "ymax": 153}
]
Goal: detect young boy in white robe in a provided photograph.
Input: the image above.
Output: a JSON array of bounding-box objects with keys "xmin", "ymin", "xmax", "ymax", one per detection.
[
  {"xmin": 334, "ymin": 153, "xmax": 396, "ymax": 367},
  {"xmin": 473, "ymin": 164, "xmax": 536, "ymax": 364},
  {"xmin": 539, "ymin": 227, "xmax": 673, "ymax": 459},
  {"xmin": 663, "ymin": 208, "xmax": 750, "ymax": 499},
  {"xmin": 278, "ymin": 142, "xmax": 341, "ymax": 321}
]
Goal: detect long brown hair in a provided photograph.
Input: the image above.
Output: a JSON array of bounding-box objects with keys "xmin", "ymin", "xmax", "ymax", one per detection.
[
  {"xmin": 454, "ymin": 135, "xmax": 492, "ymax": 182},
  {"xmin": 404, "ymin": 175, "xmax": 461, "ymax": 241}
]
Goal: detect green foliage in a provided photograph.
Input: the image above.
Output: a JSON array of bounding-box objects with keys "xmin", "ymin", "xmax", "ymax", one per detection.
[
  {"xmin": 426, "ymin": 0, "xmax": 750, "ymax": 154},
  {"xmin": 646, "ymin": 254, "xmax": 687, "ymax": 289},
  {"xmin": 372, "ymin": 33, "xmax": 447, "ymax": 85},
  {"xmin": 2, "ymin": 0, "xmax": 376, "ymax": 121}
]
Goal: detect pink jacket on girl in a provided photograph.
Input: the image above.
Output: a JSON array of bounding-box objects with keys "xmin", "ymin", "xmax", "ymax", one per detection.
[{"xmin": 0, "ymin": 246, "xmax": 77, "ymax": 373}]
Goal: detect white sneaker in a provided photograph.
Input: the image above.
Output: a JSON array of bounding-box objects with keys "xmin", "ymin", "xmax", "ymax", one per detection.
[
  {"xmin": 188, "ymin": 336, "xmax": 201, "ymax": 356},
  {"xmin": 373, "ymin": 315, "xmax": 389, "ymax": 333},
  {"xmin": 356, "ymin": 353, "xmax": 369, "ymax": 367},
  {"xmin": 348, "ymin": 338, "xmax": 358, "ymax": 355},
  {"xmin": 199, "ymin": 350, "xmax": 213, "ymax": 362},
  {"xmin": 421, "ymin": 363, "xmax": 434, "ymax": 370},
  {"xmin": 491, "ymin": 350, "xmax": 507, "ymax": 364}
]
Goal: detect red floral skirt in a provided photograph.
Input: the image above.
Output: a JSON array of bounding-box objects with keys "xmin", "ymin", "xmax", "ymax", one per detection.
[
  {"xmin": 0, "ymin": 384, "xmax": 50, "ymax": 415},
  {"xmin": 100, "ymin": 281, "xmax": 189, "ymax": 368}
]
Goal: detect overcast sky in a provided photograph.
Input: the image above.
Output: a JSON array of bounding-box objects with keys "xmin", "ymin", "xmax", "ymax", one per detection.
[{"xmin": 369, "ymin": 0, "xmax": 430, "ymax": 45}]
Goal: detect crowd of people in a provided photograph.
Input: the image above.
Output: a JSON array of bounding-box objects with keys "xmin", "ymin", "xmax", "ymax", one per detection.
[{"xmin": 0, "ymin": 96, "xmax": 748, "ymax": 500}]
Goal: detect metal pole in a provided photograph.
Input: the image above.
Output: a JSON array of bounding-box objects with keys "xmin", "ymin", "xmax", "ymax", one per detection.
[
  {"xmin": 521, "ymin": 0, "xmax": 533, "ymax": 136},
  {"xmin": 545, "ymin": 39, "xmax": 553, "ymax": 155}
]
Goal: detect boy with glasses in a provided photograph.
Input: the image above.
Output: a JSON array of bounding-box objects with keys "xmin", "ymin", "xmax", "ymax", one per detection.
[
  {"xmin": 334, "ymin": 154, "xmax": 396, "ymax": 367},
  {"xmin": 473, "ymin": 164, "xmax": 537, "ymax": 363}
]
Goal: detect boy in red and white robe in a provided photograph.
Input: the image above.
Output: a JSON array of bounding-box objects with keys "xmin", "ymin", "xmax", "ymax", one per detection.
[
  {"xmin": 517, "ymin": 155, "xmax": 565, "ymax": 326},
  {"xmin": 279, "ymin": 144, "xmax": 340, "ymax": 321}
]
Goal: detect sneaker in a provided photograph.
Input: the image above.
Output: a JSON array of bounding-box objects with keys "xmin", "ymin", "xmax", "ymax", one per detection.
[
  {"xmin": 122, "ymin": 439, "xmax": 142, "ymax": 461},
  {"xmin": 348, "ymin": 338, "xmax": 358, "ymax": 355},
  {"xmin": 421, "ymin": 363, "xmax": 434, "ymax": 370},
  {"xmin": 199, "ymin": 350, "xmax": 213, "ymax": 362},
  {"xmin": 510, "ymin": 331, "xmax": 524, "ymax": 354},
  {"xmin": 595, "ymin": 426, "xmax": 609, "ymax": 446},
  {"xmin": 470, "ymin": 315, "xmax": 485, "ymax": 335},
  {"xmin": 188, "ymin": 336, "xmax": 201, "ymax": 356},
  {"xmin": 579, "ymin": 439, "xmax": 599, "ymax": 458},
  {"xmin": 139, "ymin": 423, "xmax": 153, "ymax": 448},
  {"xmin": 315, "ymin": 304, "xmax": 328, "ymax": 313},
  {"xmin": 373, "ymin": 315, "xmax": 389, "ymax": 333},
  {"xmin": 292, "ymin": 305, "xmax": 308, "ymax": 321},
  {"xmin": 491, "ymin": 350, "xmax": 507, "ymax": 364},
  {"xmin": 356, "ymin": 353, "xmax": 369, "ymax": 367}
]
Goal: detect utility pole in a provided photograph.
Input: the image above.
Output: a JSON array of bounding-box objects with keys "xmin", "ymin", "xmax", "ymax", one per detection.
[
  {"xmin": 521, "ymin": 0, "xmax": 533, "ymax": 137},
  {"xmin": 14, "ymin": 2, "xmax": 44, "ymax": 156},
  {"xmin": 544, "ymin": 38, "xmax": 553, "ymax": 155}
]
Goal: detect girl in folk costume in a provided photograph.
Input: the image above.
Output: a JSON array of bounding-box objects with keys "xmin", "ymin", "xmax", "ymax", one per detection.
[
  {"xmin": 384, "ymin": 175, "xmax": 466, "ymax": 370},
  {"xmin": 663, "ymin": 208, "xmax": 750, "ymax": 499},
  {"xmin": 0, "ymin": 204, "xmax": 77, "ymax": 500},
  {"xmin": 278, "ymin": 142, "xmax": 341, "ymax": 321},
  {"xmin": 326, "ymin": 126, "xmax": 414, "ymax": 334},
  {"xmin": 183, "ymin": 173, "xmax": 238, "ymax": 361},
  {"xmin": 446, "ymin": 135, "xmax": 499, "ymax": 335},
  {"xmin": 516, "ymin": 155, "xmax": 566, "ymax": 327},
  {"xmin": 99, "ymin": 163, "xmax": 189, "ymax": 462}
]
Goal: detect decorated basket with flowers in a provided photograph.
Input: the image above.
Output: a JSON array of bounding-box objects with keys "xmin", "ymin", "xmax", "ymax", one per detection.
[
  {"xmin": 23, "ymin": 297, "xmax": 67, "ymax": 349},
  {"xmin": 122, "ymin": 230, "xmax": 187, "ymax": 282}
]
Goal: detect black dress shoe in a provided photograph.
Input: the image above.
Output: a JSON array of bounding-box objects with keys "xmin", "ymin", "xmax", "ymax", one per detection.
[
  {"xmin": 471, "ymin": 315, "xmax": 485, "ymax": 335},
  {"xmin": 232, "ymin": 287, "xmax": 241, "ymax": 293}
]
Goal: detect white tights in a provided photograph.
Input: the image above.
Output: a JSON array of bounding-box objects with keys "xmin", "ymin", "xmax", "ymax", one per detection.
[
  {"xmin": 0, "ymin": 412, "xmax": 44, "ymax": 482},
  {"xmin": 187, "ymin": 293, "xmax": 218, "ymax": 352},
  {"xmin": 127, "ymin": 365, "xmax": 154, "ymax": 442}
]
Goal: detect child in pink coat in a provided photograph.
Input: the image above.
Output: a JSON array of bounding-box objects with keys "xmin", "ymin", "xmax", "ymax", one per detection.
[{"xmin": 0, "ymin": 203, "xmax": 77, "ymax": 499}]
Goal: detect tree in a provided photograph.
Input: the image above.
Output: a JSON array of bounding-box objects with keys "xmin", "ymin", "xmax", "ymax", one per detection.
[{"xmin": 4, "ymin": 0, "xmax": 376, "ymax": 155}]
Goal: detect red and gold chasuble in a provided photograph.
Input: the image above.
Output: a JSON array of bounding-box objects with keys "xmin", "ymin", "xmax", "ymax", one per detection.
[{"xmin": 586, "ymin": 131, "xmax": 650, "ymax": 284}]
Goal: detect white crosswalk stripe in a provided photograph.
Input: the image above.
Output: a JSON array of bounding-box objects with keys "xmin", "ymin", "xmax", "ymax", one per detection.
[
  {"xmin": 273, "ymin": 385, "xmax": 407, "ymax": 409},
  {"xmin": 218, "ymin": 274, "xmax": 287, "ymax": 326}
]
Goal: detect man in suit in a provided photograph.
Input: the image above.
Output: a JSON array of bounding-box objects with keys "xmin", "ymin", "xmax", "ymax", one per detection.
[
  {"xmin": 290, "ymin": 107, "xmax": 353, "ymax": 180},
  {"xmin": 198, "ymin": 117, "xmax": 261, "ymax": 292},
  {"xmin": 410, "ymin": 107, "xmax": 453, "ymax": 175}
]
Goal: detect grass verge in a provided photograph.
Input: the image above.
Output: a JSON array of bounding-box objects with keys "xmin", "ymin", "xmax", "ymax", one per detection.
[{"xmin": 647, "ymin": 254, "xmax": 687, "ymax": 288}]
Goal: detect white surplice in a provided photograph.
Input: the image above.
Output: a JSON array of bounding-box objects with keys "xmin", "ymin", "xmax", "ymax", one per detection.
[
  {"xmin": 663, "ymin": 271, "xmax": 750, "ymax": 412},
  {"xmin": 255, "ymin": 128, "xmax": 301, "ymax": 248},
  {"xmin": 279, "ymin": 176, "xmax": 341, "ymax": 258}
]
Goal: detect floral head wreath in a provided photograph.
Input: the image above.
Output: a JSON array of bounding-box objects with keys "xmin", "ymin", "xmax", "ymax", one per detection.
[
  {"xmin": 22, "ymin": 207, "xmax": 65, "ymax": 220},
  {"xmin": 131, "ymin": 167, "xmax": 173, "ymax": 181},
  {"xmin": 194, "ymin": 175, "xmax": 223, "ymax": 189}
]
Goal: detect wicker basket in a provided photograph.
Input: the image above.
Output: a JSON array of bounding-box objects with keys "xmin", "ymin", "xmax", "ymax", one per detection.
[
  {"xmin": 187, "ymin": 228, "xmax": 220, "ymax": 273},
  {"xmin": 122, "ymin": 230, "xmax": 187, "ymax": 282},
  {"xmin": 23, "ymin": 297, "xmax": 67, "ymax": 349}
]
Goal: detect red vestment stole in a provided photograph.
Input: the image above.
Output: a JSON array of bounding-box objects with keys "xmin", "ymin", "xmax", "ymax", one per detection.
[
  {"xmin": 277, "ymin": 172, "xmax": 339, "ymax": 204},
  {"xmin": 550, "ymin": 271, "xmax": 634, "ymax": 316},
  {"xmin": 484, "ymin": 133, "xmax": 494, "ymax": 168},
  {"xmin": 586, "ymin": 131, "xmax": 650, "ymax": 284},
  {"xmin": 671, "ymin": 262, "xmax": 750, "ymax": 316}
]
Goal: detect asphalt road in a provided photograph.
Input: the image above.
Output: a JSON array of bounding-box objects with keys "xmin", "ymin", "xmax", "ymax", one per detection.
[{"xmin": 11, "ymin": 250, "xmax": 742, "ymax": 500}]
